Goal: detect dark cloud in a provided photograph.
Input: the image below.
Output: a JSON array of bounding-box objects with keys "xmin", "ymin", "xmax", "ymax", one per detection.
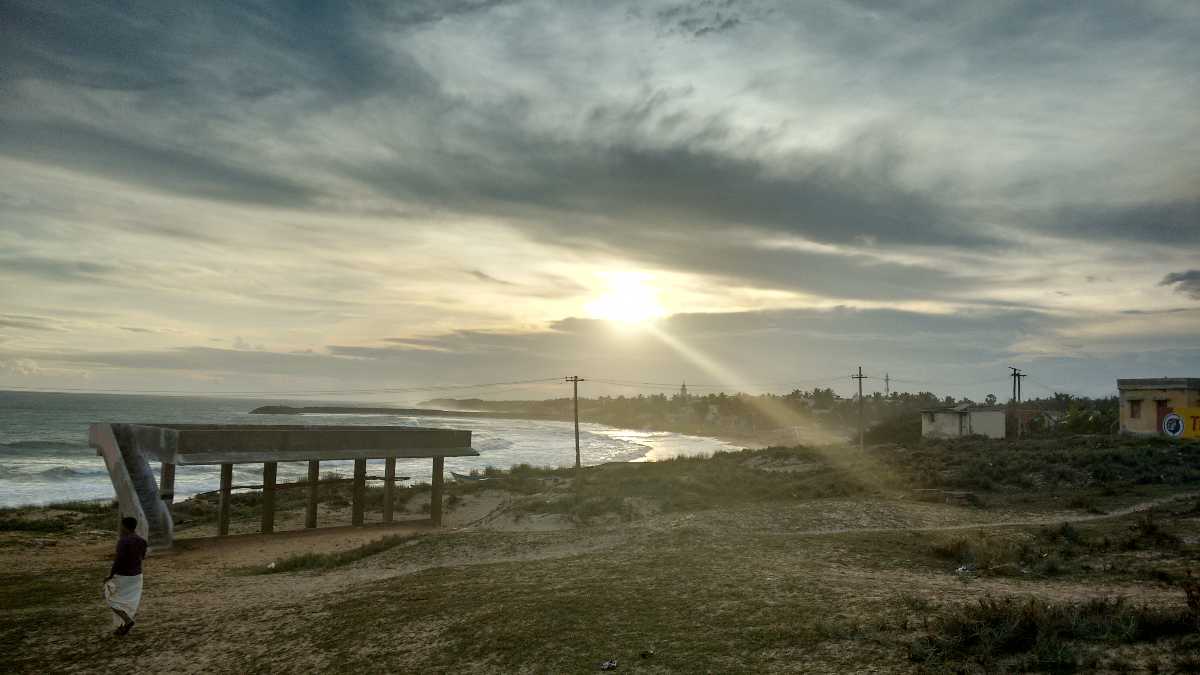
[
  {"xmin": 336, "ymin": 306, "xmax": 1051, "ymax": 373},
  {"xmin": 1161, "ymin": 270, "xmax": 1200, "ymax": 300},
  {"xmin": 656, "ymin": 0, "xmax": 746, "ymax": 38},
  {"xmin": 0, "ymin": 0, "xmax": 442, "ymax": 206},
  {"xmin": 0, "ymin": 254, "xmax": 120, "ymax": 283},
  {"xmin": 0, "ymin": 314, "xmax": 62, "ymax": 332},
  {"xmin": 469, "ymin": 270, "xmax": 516, "ymax": 285},
  {"xmin": 5, "ymin": 0, "xmax": 1191, "ymax": 296},
  {"xmin": 346, "ymin": 118, "xmax": 987, "ymax": 251},
  {"xmin": 1, "ymin": 0, "xmax": 1198, "ymax": 400},
  {"xmin": 5, "ymin": 0, "xmax": 994, "ymax": 264},
  {"xmin": 0, "ymin": 119, "xmax": 316, "ymax": 207},
  {"xmin": 379, "ymin": 0, "xmax": 513, "ymax": 29},
  {"xmin": 1051, "ymin": 200, "xmax": 1200, "ymax": 243},
  {"xmin": 0, "ymin": 1, "xmax": 437, "ymax": 98}
]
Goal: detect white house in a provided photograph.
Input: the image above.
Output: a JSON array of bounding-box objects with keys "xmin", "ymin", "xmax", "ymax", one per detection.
[{"xmin": 920, "ymin": 405, "xmax": 1006, "ymax": 440}]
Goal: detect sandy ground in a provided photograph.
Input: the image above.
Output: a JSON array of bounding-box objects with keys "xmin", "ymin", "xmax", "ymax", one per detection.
[{"xmin": 2, "ymin": 483, "xmax": 1197, "ymax": 673}]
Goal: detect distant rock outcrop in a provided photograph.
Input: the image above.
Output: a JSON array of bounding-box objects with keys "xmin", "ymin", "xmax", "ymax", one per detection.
[{"xmin": 249, "ymin": 405, "xmax": 565, "ymax": 420}]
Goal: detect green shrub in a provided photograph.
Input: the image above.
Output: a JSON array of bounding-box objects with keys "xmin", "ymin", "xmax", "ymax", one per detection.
[
  {"xmin": 910, "ymin": 596, "xmax": 1194, "ymax": 670},
  {"xmin": 254, "ymin": 533, "xmax": 421, "ymax": 574},
  {"xmin": 0, "ymin": 517, "xmax": 68, "ymax": 533}
]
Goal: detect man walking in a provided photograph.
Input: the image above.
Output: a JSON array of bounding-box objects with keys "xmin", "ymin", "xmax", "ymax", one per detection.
[{"xmin": 104, "ymin": 516, "xmax": 147, "ymax": 636}]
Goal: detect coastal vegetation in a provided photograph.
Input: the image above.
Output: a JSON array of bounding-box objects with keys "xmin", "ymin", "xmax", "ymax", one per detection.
[
  {"xmin": 425, "ymin": 389, "xmax": 1121, "ymax": 444},
  {"xmin": 3, "ymin": 435, "xmax": 1200, "ymax": 672}
]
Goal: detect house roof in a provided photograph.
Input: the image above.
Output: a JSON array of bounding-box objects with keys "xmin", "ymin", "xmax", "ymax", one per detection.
[
  {"xmin": 1117, "ymin": 378, "xmax": 1200, "ymax": 391},
  {"xmin": 920, "ymin": 405, "xmax": 1006, "ymax": 414}
]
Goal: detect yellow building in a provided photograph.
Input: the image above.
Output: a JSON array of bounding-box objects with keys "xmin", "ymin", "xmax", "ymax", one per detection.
[{"xmin": 1117, "ymin": 378, "xmax": 1200, "ymax": 438}]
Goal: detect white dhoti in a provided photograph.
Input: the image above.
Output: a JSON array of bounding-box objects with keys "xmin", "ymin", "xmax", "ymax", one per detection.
[{"xmin": 104, "ymin": 574, "xmax": 143, "ymax": 627}]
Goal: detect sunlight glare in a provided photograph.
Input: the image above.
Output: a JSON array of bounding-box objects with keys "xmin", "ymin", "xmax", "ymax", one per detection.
[{"xmin": 585, "ymin": 272, "xmax": 667, "ymax": 324}]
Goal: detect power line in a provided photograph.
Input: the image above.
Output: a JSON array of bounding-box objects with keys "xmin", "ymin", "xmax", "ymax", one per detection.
[
  {"xmin": 884, "ymin": 376, "xmax": 1012, "ymax": 388},
  {"xmin": 0, "ymin": 377, "xmax": 564, "ymax": 397},
  {"xmin": 588, "ymin": 374, "xmax": 850, "ymax": 390}
]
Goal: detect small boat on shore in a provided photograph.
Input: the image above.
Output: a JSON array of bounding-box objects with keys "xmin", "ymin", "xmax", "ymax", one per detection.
[{"xmin": 451, "ymin": 471, "xmax": 492, "ymax": 482}]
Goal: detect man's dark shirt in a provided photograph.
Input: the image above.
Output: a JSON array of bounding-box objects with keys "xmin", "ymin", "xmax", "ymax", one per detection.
[{"xmin": 110, "ymin": 533, "xmax": 147, "ymax": 577}]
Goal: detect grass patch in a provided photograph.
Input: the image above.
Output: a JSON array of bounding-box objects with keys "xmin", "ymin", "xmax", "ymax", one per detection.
[
  {"xmin": 0, "ymin": 568, "xmax": 97, "ymax": 611},
  {"xmin": 291, "ymin": 530, "xmax": 893, "ymax": 672},
  {"xmin": 248, "ymin": 533, "xmax": 423, "ymax": 574},
  {"xmin": 0, "ymin": 517, "xmax": 69, "ymax": 533},
  {"xmin": 910, "ymin": 595, "xmax": 1197, "ymax": 671},
  {"xmin": 925, "ymin": 510, "xmax": 1194, "ymax": 580},
  {"xmin": 897, "ymin": 435, "xmax": 1200, "ymax": 493},
  {"xmin": 511, "ymin": 494, "xmax": 638, "ymax": 524}
]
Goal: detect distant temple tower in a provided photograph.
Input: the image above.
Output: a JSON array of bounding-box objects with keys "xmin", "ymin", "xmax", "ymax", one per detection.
[{"xmin": 679, "ymin": 381, "xmax": 689, "ymax": 400}]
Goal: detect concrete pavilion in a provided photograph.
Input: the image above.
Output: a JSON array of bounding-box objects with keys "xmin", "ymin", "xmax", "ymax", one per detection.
[{"xmin": 90, "ymin": 423, "xmax": 477, "ymax": 548}]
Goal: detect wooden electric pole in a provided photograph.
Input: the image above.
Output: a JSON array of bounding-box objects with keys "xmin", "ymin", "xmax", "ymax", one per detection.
[
  {"xmin": 566, "ymin": 376, "xmax": 585, "ymax": 469},
  {"xmin": 1009, "ymin": 366, "xmax": 1025, "ymax": 438},
  {"xmin": 1016, "ymin": 371, "xmax": 1027, "ymax": 438},
  {"xmin": 852, "ymin": 366, "xmax": 867, "ymax": 450}
]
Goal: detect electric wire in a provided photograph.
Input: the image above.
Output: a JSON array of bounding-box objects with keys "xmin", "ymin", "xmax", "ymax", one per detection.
[{"xmin": 0, "ymin": 377, "xmax": 564, "ymax": 397}]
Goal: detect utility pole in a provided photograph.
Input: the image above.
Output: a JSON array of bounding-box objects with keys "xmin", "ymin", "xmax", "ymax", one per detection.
[
  {"xmin": 566, "ymin": 376, "xmax": 585, "ymax": 469},
  {"xmin": 852, "ymin": 366, "xmax": 867, "ymax": 450},
  {"xmin": 1016, "ymin": 371, "xmax": 1027, "ymax": 438},
  {"xmin": 884, "ymin": 373, "xmax": 890, "ymax": 397},
  {"xmin": 1009, "ymin": 366, "xmax": 1025, "ymax": 439}
]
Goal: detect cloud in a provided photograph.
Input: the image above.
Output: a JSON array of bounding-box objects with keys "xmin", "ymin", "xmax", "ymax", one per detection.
[
  {"xmin": 469, "ymin": 270, "xmax": 516, "ymax": 285},
  {"xmin": 0, "ymin": 119, "xmax": 317, "ymax": 207},
  {"xmin": 0, "ymin": 254, "xmax": 120, "ymax": 283},
  {"xmin": 1, "ymin": 1, "xmax": 436, "ymax": 98},
  {"xmin": 656, "ymin": 1, "xmax": 748, "ymax": 37},
  {"xmin": 1161, "ymin": 270, "xmax": 1200, "ymax": 300},
  {"xmin": 0, "ymin": 358, "xmax": 41, "ymax": 376},
  {"xmin": 0, "ymin": 314, "xmax": 63, "ymax": 332},
  {"xmin": 1, "ymin": 0, "xmax": 1199, "ymax": 397},
  {"xmin": 1050, "ymin": 200, "xmax": 1200, "ymax": 244},
  {"xmin": 232, "ymin": 336, "xmax": 266, "ymax": 351}
]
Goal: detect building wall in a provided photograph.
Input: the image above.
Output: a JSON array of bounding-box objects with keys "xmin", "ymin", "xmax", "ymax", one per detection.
[
  {"xmin": 968, "ymin": 411, "xmax": 1006, "ymax": 439},
  {"xmin": 921, "ymin": 411, "xmax": 964, "ymax": 438},
  {"xmin": 1119, "ymin": 388, "xmax": 1200, "ymax": 436}
]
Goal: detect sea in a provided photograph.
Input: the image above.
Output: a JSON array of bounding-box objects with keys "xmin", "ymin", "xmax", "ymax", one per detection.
[{"xmin": 0, "ymin": 390, "xmax": 735, "ymax": 507}]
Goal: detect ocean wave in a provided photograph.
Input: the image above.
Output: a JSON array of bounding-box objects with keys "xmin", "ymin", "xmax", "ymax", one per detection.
[
  {"xmin": 0, "ymin": 440, "xmax": 90, "ymax": 450},
  {"xmin": 475, "ymin": 437, "xmax": 514, "ymax": 451},
  {"xmin": 0, "ymin": 466, "xmax": 106, "ymax": 482}
]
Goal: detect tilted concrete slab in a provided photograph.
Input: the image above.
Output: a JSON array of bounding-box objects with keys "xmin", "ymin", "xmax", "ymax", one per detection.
[
  {"xmin": 115, "ymin": 423, "xmax": 477, "ymax": 464},
  {"xmin": 90, "ymin": 423, "xmax": 173, "ymax": 548}
]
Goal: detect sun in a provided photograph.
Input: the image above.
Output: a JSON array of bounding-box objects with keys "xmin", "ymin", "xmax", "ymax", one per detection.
[{"xmin": 585, "ymin": 272, "xmax": 667, "ymax": 324}]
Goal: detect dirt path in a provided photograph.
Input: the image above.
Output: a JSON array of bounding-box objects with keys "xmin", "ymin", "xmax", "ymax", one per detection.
[{"xmin": 782, "ymin": 491, "xmax": 1200, "ymax": 538}]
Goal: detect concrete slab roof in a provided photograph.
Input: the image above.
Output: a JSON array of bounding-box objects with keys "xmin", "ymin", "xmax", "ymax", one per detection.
[
  {"xmin": 919, "ymin": 406, "xmax": 1007, "ymax": 413},
  {"xmin": 1117, "ymin": 378, "xmax": 1200, "ymax": 391},
  {"xmin": 106, "ymin": 423, "xmax": 476, "ymax": 465}
]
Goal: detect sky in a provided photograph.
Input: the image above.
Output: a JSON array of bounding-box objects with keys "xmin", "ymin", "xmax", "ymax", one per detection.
[{"xmin": 1, "ymin": 0, "xmax": 1198, "ymax": 403}]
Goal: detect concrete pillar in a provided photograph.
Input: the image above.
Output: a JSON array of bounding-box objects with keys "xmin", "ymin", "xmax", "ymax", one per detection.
[
  {"xmin": 431, "ymin": 456, "xmax": 444, "ymax": 527},
  {"xmin": 261, "ymin": 462, "xmax": 277, "ymax": 534},
  {"xmin": 218, "ymin": 463, "xmax": 233, "ymax": 536},
  {"xmin": 160, "ymin": 462, "xmax": 175, "ymax": 505},
  {"xmin": 383, "ymin": 457, "xmax": 396, "ymax": 523},
  {"xmin": 305, "ymin": 460, "xmax": 319, "ymax": 529},
  {"xmin": 351, "ymin": 458, "xmax": 366, "ymax": 526}
]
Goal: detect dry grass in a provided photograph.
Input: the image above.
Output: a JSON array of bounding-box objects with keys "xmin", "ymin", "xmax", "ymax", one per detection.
[
  {"xmin": 3, "ymin": 438, "xmax": 1200, "ymax": 673},
  {"xmin": 909, "ymin": 595, "xmax": 1198, "ymax": 672}
]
